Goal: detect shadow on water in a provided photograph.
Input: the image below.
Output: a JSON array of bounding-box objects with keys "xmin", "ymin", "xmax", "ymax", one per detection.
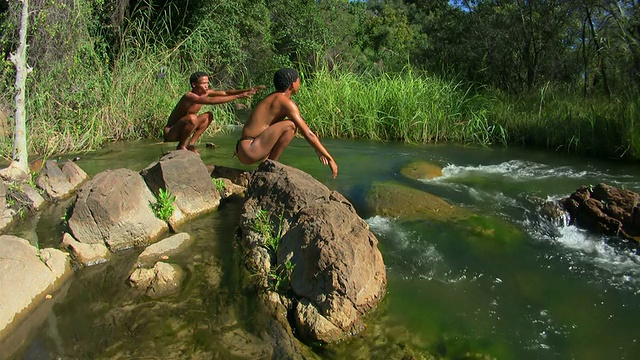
[{"xmin": 6, "ymin": 130, "xmax": 640, "ymax": 359}]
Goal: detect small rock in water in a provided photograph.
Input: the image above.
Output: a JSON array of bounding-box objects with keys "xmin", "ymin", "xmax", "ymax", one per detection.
[{"xmin": 205, "ymin": 143, "xmax": 217, "ymax": 149}]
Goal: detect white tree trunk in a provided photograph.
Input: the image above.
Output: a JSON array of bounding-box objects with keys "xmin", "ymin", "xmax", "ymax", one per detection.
[{"xmin": 1, "ymin": 0, "xmax": 30, "ymax": 180}]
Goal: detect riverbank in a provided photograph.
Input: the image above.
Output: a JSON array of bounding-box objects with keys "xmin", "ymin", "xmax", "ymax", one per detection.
[{"xmin": 1, "ymin": 69, "xmax": 637, "ymax": 164}]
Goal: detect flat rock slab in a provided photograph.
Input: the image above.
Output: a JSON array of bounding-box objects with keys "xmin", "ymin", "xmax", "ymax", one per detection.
[
  {"xmin": 0, "ymin": 235, "xmax": 71, "ymax": 341},
  {"xmin": 136, "ymin": 232, "xmax": 193, "ymax": 267},
  {"xmin": 61, "ymin": 232, "xmax": 110, "ymax": 267}
]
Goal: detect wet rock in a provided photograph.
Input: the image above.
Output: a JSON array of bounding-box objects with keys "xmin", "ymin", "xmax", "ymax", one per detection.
[
  {"xmin": 400, "ymin": 160, "xmax": 443, "ymax": 180},
  {"xmin": 0, "ymin": 235, "xmax": 71, "ymax": 342},
  {"xmin": 0, "ymin": 181, "xmax": 6, "ymax": 210},
  {"xmin": 61, "ymin": 232, "xmax": 110, "ymax": 267},
  {"xmin": 366, "ymin": 181, "xmax": 470, "ymax": 221},
  {"xmin": 141, "ymin": 150, "xmax": 220, "ymax": 229},
  {"xmin": 61, "ymin": 160, "xmax": 89, "ymax": 189},
  {"xmin": 240, "ymin": 160, "xmax": 387, "ymax": 345},
  {"xmin": 68, "ymin": 168, "xmax": 169, "ymax": 251},
  {"xmin": 136, "ymin": 232, "xmax": 193, "ymax": 267},
  {"xmin": 0, "ymin": 208, "xmax": 15, "ymax": 232},
  {"xmin": 35, "ymin": 160, "xmax": 75, "ymax": 201},
  {"xmin": 560, "ymin": 183, "xmax": 640, "ymax": 245},
  {"xmin": 216, "ymin": 177, "xmax": 246, "ymax": 200},
  {"xmin": 6, "ymin": 182, "xmax": 45, "ymax": 211},
  {"xmin": 211, "ymin": 165, "xmax": 251, "ymax": 187},
  {"xmin": 294, "ymin": 299, "xmax": 343, "ymax": 343},
  {"xmin": 128, "ymin": 261, "xmax": 185, "ymax": 299}
]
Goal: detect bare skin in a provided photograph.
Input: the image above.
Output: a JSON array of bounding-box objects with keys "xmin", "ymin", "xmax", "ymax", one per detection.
[
  {"xmin": 164, "ymin": 75, "xmax": 265, "ymax": 154},
  {"xmin": 236, "ymin": 77, "xmax": 338, "ymax": 178}
]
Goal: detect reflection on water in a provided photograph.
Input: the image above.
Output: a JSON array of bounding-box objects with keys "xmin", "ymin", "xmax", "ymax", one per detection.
[{"xmin": 9, "ymin": 131, "xmax": 640, "ymax": 359}]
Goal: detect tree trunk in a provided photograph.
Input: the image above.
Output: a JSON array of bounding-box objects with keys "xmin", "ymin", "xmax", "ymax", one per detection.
[{"xmin": 1, "ymin": 0, "xmax": 30, "ymax": 181}]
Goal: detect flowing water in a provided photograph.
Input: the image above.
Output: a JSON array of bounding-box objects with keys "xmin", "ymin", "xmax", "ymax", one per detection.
[{"xmin": 6, "ymin": 129, "xmax": 640, "ymax": 359}]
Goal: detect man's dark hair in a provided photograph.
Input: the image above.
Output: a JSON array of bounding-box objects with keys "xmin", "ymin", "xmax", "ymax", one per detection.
[
  {"xmin": 190, "ymin": 71, "xmax": 209, "ymax": 86},
  {"xmin": 273, "ymin": 68, "xmax": 299, "ymax": 92}
]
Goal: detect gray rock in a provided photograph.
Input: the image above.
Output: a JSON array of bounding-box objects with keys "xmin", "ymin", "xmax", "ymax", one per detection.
[
  {"xmin": 240, "ymin": 160, "xmax": 387, "ymax": 344},
  {"xmin": 35, "ymin": 160, "xmax": 75, "ymax": 200},
  {"xmin": 0, "ymin": 208, "xmax": 15, "ymax": 232},
  {"xmin": 136, "ymin": 232, "xmax": 193, "ymax": 267},
  {"xmin": 142, "ymin": 150, "xmax": 220, "ymax": 229},
  {"xmin": 61, "ymin": 232, "xmax": 110, "ymax": 266},
  {"xmin": 211, "ymin": 165, "xmax": 251, "ymax": 187},
  {"xmin": 8, "ymin": 183, "xmax": 45, "ymax": 211},
  {"xmin": 217, "ymin": 177, "xmax": 246, "ymax": 200},
  {"xmin": 0, "ymin": 235, "xmax": 71, "ymax": 341},
  {"xmin": 128, "ymin": 261, "xmax": 185, "ymax": 299},
  {"xmin": 61, "ymin": 160, "xmax": 89, "ymax": 189},
  {"xmin": 68, "ymin": 168, "xmax": 169, "ymax": 251},
  {"xmin": 0, "ymin": 181, "xmax": 6, "ymax": 210}
]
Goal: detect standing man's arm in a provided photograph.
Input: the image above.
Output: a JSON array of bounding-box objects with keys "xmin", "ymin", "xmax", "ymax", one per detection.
[
  {"xmin": 187, "ymin": 91, "xmax": 251, "ymax": 105},
  {"xmin": 208, "ymin": 85, "xmax": 267, "ymax": 97}
]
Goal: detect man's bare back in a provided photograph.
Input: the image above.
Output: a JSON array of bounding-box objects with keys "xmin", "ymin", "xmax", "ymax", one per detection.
[{"xmin": 235, "ymin": 68, "xmax": 338, "ymax": 178}]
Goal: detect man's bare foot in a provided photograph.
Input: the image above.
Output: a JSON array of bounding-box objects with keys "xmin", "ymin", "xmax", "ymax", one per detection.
[{"xmin": 186, "ymin": 144, "xmax": 201, "ymax": 155}]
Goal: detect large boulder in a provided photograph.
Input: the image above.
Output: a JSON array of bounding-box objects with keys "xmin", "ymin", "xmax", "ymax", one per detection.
[
  {"xmin": 68, "ymin": 168, "xmax": 169, "ymax": 251},
  {"xmin": 142, "ymin": 150, "xmax": 220, "ymax": 228},
  {"xmin": 0, "ymin": 235, "xmax": 71, "ymax": 343},
  {"xmin": 560, "ymin": 183, "xmax": 640, "ymax": 244},
  {"xmin": 239, "ymin": 160, "xmax": 387, "ymax": 344}
]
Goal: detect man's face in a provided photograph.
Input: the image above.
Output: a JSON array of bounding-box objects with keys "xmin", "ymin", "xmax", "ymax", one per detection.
[
  {"xmin": 291, "ymin": 77, "xmax": 301, "ymax": 94},
  {"xmin": 193, "ymin": 76, "xmax": 210, "ymax": 93}
]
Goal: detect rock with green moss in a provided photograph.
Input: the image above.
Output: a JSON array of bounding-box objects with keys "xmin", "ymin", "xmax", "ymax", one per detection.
[
  {"xmin": 400, "ymin": 161, "xmax": 443, "ymax": 181},
  {"xmin": 366, "ymin": 181, "xmax": 470, "ymax": 222}
]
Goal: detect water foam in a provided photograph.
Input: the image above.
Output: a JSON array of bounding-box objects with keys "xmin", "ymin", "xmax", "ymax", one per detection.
[
  {"xmin": 548, "ymin": 225, "xmax": 640, "ymax": 291},
  {"xmin": 367, "ymin": 216, "xmax": 444, "ymax": 280},
  {"xmin": 426, "ymin": 159, "xmax": 633, "ymax": 185}
]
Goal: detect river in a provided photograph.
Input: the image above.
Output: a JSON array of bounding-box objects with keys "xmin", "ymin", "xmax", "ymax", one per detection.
[{"xmin": 8, "ymin": 129, "xmax": 640, "ymax": 359}]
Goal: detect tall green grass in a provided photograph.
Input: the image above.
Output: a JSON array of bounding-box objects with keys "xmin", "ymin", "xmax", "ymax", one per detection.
[
  {"xmin": 488, "ymin": 84, "xmax": 640, "ymax": 160},
  {"xmin": 296, "ymin": 67, "xmax": 507, "ymax": 147}
]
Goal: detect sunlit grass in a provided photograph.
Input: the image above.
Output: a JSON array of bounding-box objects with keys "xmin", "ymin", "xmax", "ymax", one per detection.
[
  {"xmin": 488, "ymin": 85, "xmax": 639, "ymax": 160},
  {"xmin": 297, "ymin": 67, "xmax": 507, "ymax": 147}
]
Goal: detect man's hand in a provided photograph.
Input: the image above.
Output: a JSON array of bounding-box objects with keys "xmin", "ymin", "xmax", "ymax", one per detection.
[
  {"xmin": 252, "ymin": 85, "xmax": 267, "ymax": 92},
  {"xmin": 319, "ymin": 155, "xmax": 338, "ymax": 178}
]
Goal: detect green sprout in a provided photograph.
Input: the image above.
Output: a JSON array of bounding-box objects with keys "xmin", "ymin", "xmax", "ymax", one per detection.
[{"xmin": 150, "ymin": 188, "xmax": 176, "ymax": 221}]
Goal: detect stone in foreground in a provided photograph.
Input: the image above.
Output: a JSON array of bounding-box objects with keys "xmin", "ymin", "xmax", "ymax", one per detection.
[
  {"xmin": 240, "ymin": 160, "xmax": 387, "ymax": 345},
  {"xmin": 0, "ymin": 235, "xmax": 71, "ymax": 343},
  {"xmin": 68, "ymin": 168, "xmax": 169, "ymax": 251}
]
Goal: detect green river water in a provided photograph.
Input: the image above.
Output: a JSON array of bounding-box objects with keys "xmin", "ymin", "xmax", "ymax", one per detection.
[{"xmin": 6, "ymin": 129, "xmax": 640, "ymax": 359}]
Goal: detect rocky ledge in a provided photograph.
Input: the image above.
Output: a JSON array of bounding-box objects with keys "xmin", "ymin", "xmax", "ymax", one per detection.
[{"xmin": 238, "ymin": 160, "xmax": 387, "ymax": 349}]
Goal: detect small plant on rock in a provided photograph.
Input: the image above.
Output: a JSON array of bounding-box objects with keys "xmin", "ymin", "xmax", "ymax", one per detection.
[
  {"xmin": 252, "ymin": 208, "xmax": 285, "ymax": 253},
  {"xmin": 270, "ymin": 258, "xmax": 296, "ymax": 293},
  {"xmin": 150, "ymin": 188, "xmax": 176, "ymax": 221},
  {"xmin": 212, "ymin": 178, "xmax": 226, "ymax": 193}
]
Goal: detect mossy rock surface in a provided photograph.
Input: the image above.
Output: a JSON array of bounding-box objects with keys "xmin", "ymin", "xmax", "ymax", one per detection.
[
  {"xmin": 366, "ymin": 181, "xmax": 470, "ymax": 222},
  {"xmin": 400, "ymin": 161, "xmax": 443, "ymax": 181}
]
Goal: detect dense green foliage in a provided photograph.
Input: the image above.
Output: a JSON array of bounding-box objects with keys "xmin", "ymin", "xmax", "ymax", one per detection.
[{"xmin": 0, "ymin": 0, "xmax": 638, "ymax": 160}]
